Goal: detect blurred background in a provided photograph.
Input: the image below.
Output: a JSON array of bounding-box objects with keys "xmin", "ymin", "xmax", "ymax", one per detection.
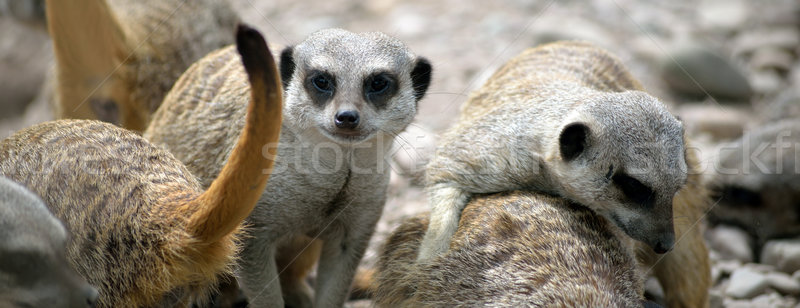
[{"xmin": 1, "ymin": 0, "xmax": 799, "ymax": 307}]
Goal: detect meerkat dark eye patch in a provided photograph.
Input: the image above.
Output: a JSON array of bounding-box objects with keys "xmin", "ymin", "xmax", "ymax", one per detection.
[
  {"xmin": 304, "ymin": 70, "xmax": 336, "ymax": 105},
  {"xmin": 613, "ymin": 173, "xmax": 654, "ymax": 207},
  {"xmin": 363, "ymin": 72, "xmax": 398, "ymax": 108}
]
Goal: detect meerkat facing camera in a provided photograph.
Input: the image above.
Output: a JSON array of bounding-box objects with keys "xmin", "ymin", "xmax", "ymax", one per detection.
[
  {"xmin": 417, "ymin": 41, "xmax": 710, "ymax": 308},
  {"xmin": 144, "ymin": 29, "xmax": 431, "ymax": 307},
  {"xmin": 0, "ymin": 25, "xmax": 282, "ymax": 307},
  {"xmin": 0, "ymin": 176, "xmax": 98, "ymax": 308},
  {"xmin": 45, "ymin": 0, "xmax": 238, "ymax": 131}
]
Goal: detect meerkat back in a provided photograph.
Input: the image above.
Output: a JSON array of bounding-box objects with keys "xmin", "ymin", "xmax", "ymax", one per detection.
[
  {"xmin": 374, "ymin": 191, "xmax": 646, "ymax": 307},
  {"xmin": 45, "ymin": 0, "xmax": 238, "ymax": 132},
  {"xmin": 0, "ymin": 25, "xmax": 282, "ymax": 307}
]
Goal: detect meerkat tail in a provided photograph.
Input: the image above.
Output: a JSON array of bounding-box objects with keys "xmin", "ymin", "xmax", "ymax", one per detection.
[
  {"xmin": 185, "ymin": 24, "xmax": 283, "ymax": 243},
  {"xmin": 45, "ymin": 0, "xmax": 134, "ymax": 125},
  {"xmin": 417, "ymin": 185, "xmax": 471, "ymax": 262}
]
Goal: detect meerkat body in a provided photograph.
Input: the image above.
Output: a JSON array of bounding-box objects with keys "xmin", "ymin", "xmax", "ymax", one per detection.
[
  {"xmin": 374, "ymin": 191, "xmax": 646, "ymax": 307},
  {"xmin": 144, "ymin": 29, "xmax": 431, "ymax": 307},
  {"xmin": 45, "ymin": 0, "xmax": 238, "ymax": 131},
  {"xmin": 418, "ymin": 41, "xmax": 710, "ymax": 307},
  {"xmin": 0, "ymin": 26, "xmax": 282, "ymax": 307},
  {"xmin": 0, "ymin": 176, "xmax": 98, "ymax": 308}
]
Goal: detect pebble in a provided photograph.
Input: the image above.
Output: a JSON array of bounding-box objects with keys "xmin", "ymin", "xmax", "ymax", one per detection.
[
  {"xmin": 725, "ymin": 268, "xmax": 769, "ymax": 299},
  {"xmin": 761, "ymin": 239, "xmax": 800, "ymax": 273},
  {"xmin": 697, "ymin": 0, "xmax": 748, "ymax": 32},
  {"xmin": 765, "ymin": 272, "xmax": 800, "ymax": 295},
  {"xmin": 660, "ymin": 44, "xmax": 753, "ymax": 101},
  {"xmin": 749, "ymin": 47, "xmax": 796, "ymax": 72},
  {"xmin": 749, "ymin": 70, "xmax": 784, "ymax": 94},
  {"xmin": 706, "ymin": 225, "xmax": 753, "ymax": 262},
  {"xmin": 733, "ymin": 27, "xmax": 800, "ymax": 56}
]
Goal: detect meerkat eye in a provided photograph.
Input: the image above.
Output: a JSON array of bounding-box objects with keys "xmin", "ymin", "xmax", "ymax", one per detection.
[
  {"xmin": 309, "ymin": 73, "xmax": 334, "ymax": 94},
  {"xmin": 368, "ymin": 75, "xmax": 391, "ymax": 93},
  {"xmin": 612, "ymin": 173, "xmax": 654, "ymax": 207}
]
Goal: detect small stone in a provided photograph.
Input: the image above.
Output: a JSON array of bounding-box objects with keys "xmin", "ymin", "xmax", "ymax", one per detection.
[
  {"xmin": 661, "ymin": 44, "xmax": 753, "ymax": 101},
  {"xmin": 734, "ymin": 27, "xmax": 800, "ymax": 56},
  {"xmin": 750, "ymin": 70, "xmax": 785, "ymax": 94},
  {"xmin": 766, "ymin": 272, "xmax": 800, "ymax": 295},
  {"xmin": 750, "ymin": 47, "xmax": 796, "ymax": 72},
  {"xmin": 761, "ymin": 239, "xmax": 800, "ymax": 273},
  {"xmin": 698, "ymin": 0, "xmax": 749, "ymax": 31},
  {"xmin": 709, "ymin": 290, "xmax": 725, "ymax": 308},
  {"xmin": 716, "ymin": 259, "xmax": 743, "ymax": 275},
  {"xmin": 726, "ymin": 268, "xmax": 769, "ymax": 299},
  {"xmin": 707, "ymin": 225, "xmax": 753, "ymax": 262}
]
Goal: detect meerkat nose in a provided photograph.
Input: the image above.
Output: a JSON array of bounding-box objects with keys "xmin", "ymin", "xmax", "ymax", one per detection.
[
  {"xmin": 653, "ymin": 237, "xmax": 674, "ymax": 254},
  {"xmin": 335, "ymin": 110, "xmax": 360, "ymax": 129},
  {"xmin": 85, "ymin": 285, "xmax": 99, "ymax": 307}
]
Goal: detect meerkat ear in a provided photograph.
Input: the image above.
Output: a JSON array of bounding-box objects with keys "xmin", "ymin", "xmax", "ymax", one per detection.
[
  {"xmin": 279, "ymin": 46, "xmax": 295, "ymax": 90},
  {"xmin": 559, "ymin": 122, "xmax": 590, "ymax": 161},
  {"xmin": 410, "ymin": 57, "xmax": 432, "ymax": 101}
]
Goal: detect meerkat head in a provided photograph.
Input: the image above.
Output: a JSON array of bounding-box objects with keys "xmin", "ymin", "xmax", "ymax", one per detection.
[
  {"xmin": 279, "ymin": 28, "xmax": 432, "ymax": 144},
  {"xmin": 550, "ymin": 91, "xmax": 687, "ymax": 254}
]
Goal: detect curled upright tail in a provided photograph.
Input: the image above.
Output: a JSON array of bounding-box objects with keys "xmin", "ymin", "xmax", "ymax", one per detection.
[{"xmin": 185, "ymin": 24, "xmax": 283, "ymax": 243}]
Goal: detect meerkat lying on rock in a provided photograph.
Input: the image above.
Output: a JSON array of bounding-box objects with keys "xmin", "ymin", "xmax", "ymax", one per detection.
[
  {"xmin": 0, "ymin": 25, "xmax": 282, "ymax": 307},
  {"xmin": 144, "ymin": 28, "xmax": 431, "ymax": 307},
  {"xmin": 374, "ymin": 191, "xmax": 651, "ymax": 307},
  {"xmin": 0, "ymin": 176, "xmax": 98, "ymax": 308},
  {"xmin": 417, "ymin": 41, "xmax": 710, "ymax": 308}
]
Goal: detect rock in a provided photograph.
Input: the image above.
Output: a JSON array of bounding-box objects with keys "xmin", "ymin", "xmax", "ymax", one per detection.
[
  {"xmin": 709, "ymin": 290, "xmax": 725, "ymax": 308},
  {"xmin": 750, "ymin": 70, "xmax": 784, "ymax": 94},
  {"xmin": 698, "ymin": 0, "xmax": 749, "ymax": 32},
  {"xmin": 676, "ymin": 104, "xmax": 749, "ymax": 141},
  {"xmin": 726, "ymin": 268, "xmax": 769, "ymax": 299},
  {"xmin": 716, "ymin": 259, "xmax": 743, "ymax": 275},
  {"xmin": 766, "ymin": 272, "xmax": 800, "ymax": 295},
  {"xmin": 749, "ymin": 47, "xmax": 795, "ymax": 72},
  {"xmin": 390, "ymin": 123, "xmax": 437, "ymax": 181},
  {"xmin": 761, "ymin": 239, "xmax": 800, "ymax": 273},
  {"xmin": 734, "ymin": 27, "xmax": 800, "ymax": 56},
  {"xmin": 707, "ymin": 225, "xmax": 754, "ymax": 262},
  {"xmin": 661, "ymin": 44, "xmax": 753, "ymax": 101},
  {"xmin": 759, "ymin": 89, "xmax": 800, "ymax": 122}
]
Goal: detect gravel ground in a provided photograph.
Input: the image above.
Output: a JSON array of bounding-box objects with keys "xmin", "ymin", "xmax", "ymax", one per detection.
[{"xmin": 2, "ymin": 0, "xmax": 800, "ymax": 307}]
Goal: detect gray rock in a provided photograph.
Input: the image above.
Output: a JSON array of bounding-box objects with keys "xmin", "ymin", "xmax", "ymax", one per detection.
[
  {"xmin": 661, "ymin": 44, "xmax": 753, "ymax": 101},
  {"xmin": 734, "ymin": 27, "xmax": 800, "ymax": 56},
  {"xmin": 709, "ymin": 290, "xmax": 725, "ymax": 308},
  {"xmin": 749, "ymin": 47, "xmax": 795, "ymax": 72},
  {"xmin": 750, "ymin": 70, "xmax": 784, "ymax": 94},
  {"xmin": 698, "ymin": 0, "xmax": 749, "ymax": 32},
  {"xmin": 707, "ymin": 225, "xmax": 754, "ymax": 262},
  {"xmin": 716, "ymin": 259, "xmax": 744, "ymax": 275},
  {"xmin": 759, "ymin": 89, "xmax": 800, "ymax": 123},
  {"xmin": 726, "ymin": 268, "xmax": 769, "ymax": 299},
  {"xmin": 766, "ymin": 272, "xmax": 800, "ymax": 295},
  {"xmin": 761, "ymin": 239, "xmax": 800, "ymax": 273}
]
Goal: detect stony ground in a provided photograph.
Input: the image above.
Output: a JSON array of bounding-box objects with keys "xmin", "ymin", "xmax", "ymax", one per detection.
[{"xmin": 2, "ymin": 0, "xmax": 800, "ymax": 307}]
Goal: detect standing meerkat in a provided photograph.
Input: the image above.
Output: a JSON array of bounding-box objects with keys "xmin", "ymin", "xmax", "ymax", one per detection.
[
  {"xmin": 45, "ymin": 0, "xmax": 238, "ymax": 132},
  {"xmin": 417, "ymin": 41, "xmax": 710, "ymax": 308},
  {"xmin": 144, "ymin": 28, "xmax": 432, "ymax": 307},
  {"xmin": 373, "ymin": 191, "xmax": 649, "ymax": 307},
  {"xmin": 0, "ymin": 25, "xmax": 282, "ymax": 307},
  {"xmin": 0, "ymin": 176, "xmax": 98, "ymax": 308}
]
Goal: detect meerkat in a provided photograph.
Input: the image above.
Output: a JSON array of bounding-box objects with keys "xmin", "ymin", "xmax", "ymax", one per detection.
[
  {"xmin": 0, "ymin": 176, "xmax": 98, "ymax": 308},
  {"xmin": 417, "ymin": 41, "xmax": 710, "ymax": 308},
  {"xmin": 373, "ymin": 191, "xmax": 649, "ymax": 307},
  {"xmin": 45, "ymin": 0, "xmax": 238, "ymax": 132},
  {"xmin": 0, "ymin": 25, "xmax": 282, "ymax": 307},
  {"xmin": 144, "ymin": 28, "xmax": 432, "ymax": 307}
]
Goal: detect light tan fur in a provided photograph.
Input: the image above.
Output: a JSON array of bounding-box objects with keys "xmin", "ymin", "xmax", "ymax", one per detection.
[
  {"xmin": 417, "ymin": 41, "xmax": 710, "ymax": 308},
  {"xmin": 45, "ymin": 0, "xmax": 238, "ymax": 132},
  {"xmin": 145, "ymin": 28, "xmax": 432, "ymax": 307},
  {"xmin": 373, "ymin": 191, "xmax": 646, "ymax": 307},
  {"xmin": 0, "ymin": 25, "xmax": 281, "ymax": 307}
]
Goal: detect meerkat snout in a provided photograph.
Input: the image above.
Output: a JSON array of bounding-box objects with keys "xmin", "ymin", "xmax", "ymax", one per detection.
[{"xmin": 335, "ymin": 110, "xmax": 360, "ymax": 129}]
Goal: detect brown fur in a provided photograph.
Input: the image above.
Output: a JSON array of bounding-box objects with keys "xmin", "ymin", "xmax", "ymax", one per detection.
[
  {"xmin": 0, "ymin": 25, "xmax": 281, "ymax": 307},
  {"xmin": 373, "ymin": 191, "xmax": 645, "ymax": 307},
  {"xmin": 418, "ymin": 41, "xmax": 711, "ymax": 308},
  {"xmin": 45, "ymin": 0, "xmax": 238, "ymax": 132}
]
